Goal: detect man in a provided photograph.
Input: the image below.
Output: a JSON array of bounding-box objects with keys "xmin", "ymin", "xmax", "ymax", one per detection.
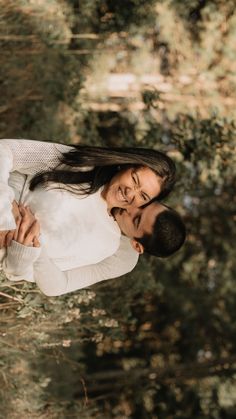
[
  {"xmin": 2, "ymin": 199, "xmax": 185, "ymax": 296},
  {"xmin": 0, "ymin": 137, "xmax": 185, "ymax": 296},
  {"xmin": 112, "ymin": 201, "xmax": 185, "ymax": 257}
]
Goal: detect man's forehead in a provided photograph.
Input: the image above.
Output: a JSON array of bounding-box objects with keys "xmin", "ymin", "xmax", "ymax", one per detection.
[
  {"xmin": 140, "ymin": 202, "xmax": 166, "ymax": 234},
  {"xmin": 141, "ymin": 201, "xmax": 166, "ymax": 214}
]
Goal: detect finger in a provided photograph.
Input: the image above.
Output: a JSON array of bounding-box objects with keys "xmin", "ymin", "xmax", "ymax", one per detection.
[
  {"xmin": 19, "ymin": 205, "xmax": 26, "ymax": 217},
  {"xmin": 12, "ymin": 200, "xmax": 22, "ymax": 221},
  {"xmin": 23, "ymin": 206, "xmax": 35, "ymax": 225},
  {"xmin": 23, "ymin": 220, "xmax": 40, "ymax": 246},
  {"xmin": 33, "ymin": 237, "xmax": 41, "ymax": 248},
  {"xmin": 0, "ymin": 231, "xmax": 9, "ymax": 248},
  {"xmin": 15, "ymin": 213, "xmax": 22, "ymax": 225},
  {"xmin": 23, "ymin": 232, "xmax": 37, "ymax": 247},
  {"xmin": 26, "ymin": 205, "xmax": 34, "ymax": 215},
  {"xmin": 19, "ymin": 205, "xmax": 31, "ymax": 217},
  {"xmin": 5, "ymin": 230, "xmax": 15, "ymax": 247},
  {"xmin": 17, "ymin": 218, "xmax": 30, "ymax": 243},
  {"xmin": 17, "ymin": 207, "xmax": 36, "ymax": 243},
  {"xmin": 13, "ymin": 216, "xmax": 22, "ymax": 240}
]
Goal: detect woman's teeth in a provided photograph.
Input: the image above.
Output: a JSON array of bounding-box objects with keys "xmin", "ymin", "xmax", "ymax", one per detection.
[{"xmin": 118, "ymin": 187, "xmax": 126, "ymax": 202}]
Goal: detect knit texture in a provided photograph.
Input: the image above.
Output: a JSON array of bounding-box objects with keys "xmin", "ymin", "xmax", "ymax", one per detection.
[{"xmin": 0, "ymin": 139, "xmax": 139, "ymax": 295}]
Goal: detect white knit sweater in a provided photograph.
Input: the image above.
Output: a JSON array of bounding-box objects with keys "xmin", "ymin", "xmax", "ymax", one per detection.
[{"xmin": 0, "ymin": 139, "xmax": 138, "ymax": 296}]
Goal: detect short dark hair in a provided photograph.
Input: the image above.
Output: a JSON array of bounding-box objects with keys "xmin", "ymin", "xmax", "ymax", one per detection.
[{"xmin": 136, "ymin": 207, "xmax": 186, "ymax": 258}]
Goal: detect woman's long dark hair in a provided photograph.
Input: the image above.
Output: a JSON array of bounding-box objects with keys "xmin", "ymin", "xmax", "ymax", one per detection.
[{"xmin": 30, "ymin": 144, "xmax": 176, "ymax": 200}]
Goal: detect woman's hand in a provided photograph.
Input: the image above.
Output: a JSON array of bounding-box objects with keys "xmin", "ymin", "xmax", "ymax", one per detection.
[
  {"xmin": 16, "ymin": 205, "xmax": 40, "ymax": 248},
  {"xmin": 0, "ymin": 230, "xmax": 11, "ymax": 248},
  {"xmin": 0, "ymin": 200, "xmax": 23, "ymax": 248}
]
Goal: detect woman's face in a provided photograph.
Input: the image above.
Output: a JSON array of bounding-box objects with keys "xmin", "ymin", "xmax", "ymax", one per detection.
[{"xmin": 102, "ymin": 166, "xmax": 163, "ymax": 211}]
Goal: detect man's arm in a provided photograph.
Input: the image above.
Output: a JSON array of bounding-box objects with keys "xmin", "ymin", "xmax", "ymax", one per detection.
[{"xmin": 34, "ymin": 237, "xmax": 139, "ymax": 296}]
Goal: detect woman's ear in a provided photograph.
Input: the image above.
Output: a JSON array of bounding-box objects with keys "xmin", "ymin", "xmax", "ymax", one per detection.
[{"xmin": 130, "ymin": 239, "xmax": 144, "ymax": 254}]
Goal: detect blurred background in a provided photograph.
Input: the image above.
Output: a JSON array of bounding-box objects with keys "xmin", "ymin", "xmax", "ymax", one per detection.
[{"xmin": 0, "ymin": 0, "xmax": 236, "ymax": 417}]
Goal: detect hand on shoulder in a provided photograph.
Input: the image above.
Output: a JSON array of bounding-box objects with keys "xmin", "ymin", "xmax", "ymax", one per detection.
[
  {"xmin": 16, "ymin": 205, "xmax": 41, "ymax": 247},
  {"xmin": 0, "ymin": 200, "xmax": 23, "ymax": 248}
]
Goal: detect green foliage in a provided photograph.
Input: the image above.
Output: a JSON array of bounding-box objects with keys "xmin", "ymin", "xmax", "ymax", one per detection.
[
  {"xmin": 0, "ymin": 0, "xmax": 84, "ymax": 141},
  {"xmin": 70, "ymin": 0, "xmax": 157, "ymax": 33}
]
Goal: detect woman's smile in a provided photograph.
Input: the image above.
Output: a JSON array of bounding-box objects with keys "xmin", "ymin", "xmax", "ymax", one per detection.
[
  {"xmin": 117, "ymin": 186, "xmax": 138, "ymax": 205},
  {"xmin": 103, "ymin": 166, "xmax": 162, "ymax": 211},
  {"xmin": 117, "ymin": 187, "xmax": 128, "ymax": 203}
]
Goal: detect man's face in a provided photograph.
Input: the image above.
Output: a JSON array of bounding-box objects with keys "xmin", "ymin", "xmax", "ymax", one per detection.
[
  {"xmin": 102, "ymin": 166, "xmax": 163, "ymax": 211},
  {"xmin": 113, "ymin": 201, "xmax": 166, "ymax": 253}
]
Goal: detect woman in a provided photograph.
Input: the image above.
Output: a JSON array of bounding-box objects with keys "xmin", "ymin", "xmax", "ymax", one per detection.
[{"xmin": 0, "ymin": 139, "xmax": 178, "ymax": 296}]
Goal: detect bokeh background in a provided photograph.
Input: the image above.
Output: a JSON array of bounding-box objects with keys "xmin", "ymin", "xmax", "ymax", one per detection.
[{"xmin": 0, "ymin": 0, "xmax": 236, "ymax": 417}]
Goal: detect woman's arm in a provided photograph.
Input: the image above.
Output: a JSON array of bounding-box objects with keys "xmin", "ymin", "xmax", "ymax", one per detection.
[
  {"xmin": 34, "ymin": 237, "xmax": 139, "ymax": 296},
  {"xmin": 4, "ymin": 227, "xmax": 138, "ymax": 294},
  {"xmin": 3, "ymin": 202, "xmax": 138, "ymax": 293},
  {"xmin": 0, "ymin": 201, "xmax": 23, "ymax": 248},
  {"xmin": 0, "ymin": 139, "xmax": 72, "ymax": 231},
  {"xmin": 3, "ymin": 240, "xmax": 41, "ymax": 282}
]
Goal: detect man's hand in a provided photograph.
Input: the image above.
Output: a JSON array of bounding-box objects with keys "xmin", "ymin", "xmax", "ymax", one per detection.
[
  {"xmin": 0, "ymin": 200, "xmax": 23, "ymax": 248},
  {"xmin": 16, "ymin": 205, "xmax": 40, "ymax": 247}
]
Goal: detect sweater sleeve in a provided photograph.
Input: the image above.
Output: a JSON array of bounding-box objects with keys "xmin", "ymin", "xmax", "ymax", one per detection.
[
  {"xmin": 34, "ymin": 237, "xmax": 139, "ymax": 296},
  {"xmin": 2, "ymin": 240, "xmax": 41, "ymax": 281},
  {"xmin": 0, "ymin": 139, "xmax": 72, "ymax": 230}
]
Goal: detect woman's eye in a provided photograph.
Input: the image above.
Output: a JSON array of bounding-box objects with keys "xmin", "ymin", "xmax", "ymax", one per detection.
[
  {"xmin": 132, "ymin": 174, "xmax": 138, "ymax": 184},
  {"xmin": 134, "ymin": 215, "xmax": 141, "ymax": 229},
  {"xmin": 142, "ymin": 194, "xmax": 147, "ymax": 201}
]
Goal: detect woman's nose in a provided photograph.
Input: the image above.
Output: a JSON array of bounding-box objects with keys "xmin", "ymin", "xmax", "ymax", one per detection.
[
  {"xmin": 127, "ymin": 187, "xmax": 143, "ymax": 207},
  {"xmin": 125, "ymin": 187, "xmax": 135, "ymax": 204}
]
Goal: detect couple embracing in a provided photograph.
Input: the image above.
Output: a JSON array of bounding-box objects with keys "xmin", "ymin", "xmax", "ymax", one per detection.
[{"xmin": 0, "ymin": 139, "xmax": 185, "ymax": 296}]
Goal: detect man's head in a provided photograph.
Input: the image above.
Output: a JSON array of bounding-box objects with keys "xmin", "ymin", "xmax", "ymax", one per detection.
[{"xmin": 113, "ymin": 201, "xmax": 186, "ymax": 257}]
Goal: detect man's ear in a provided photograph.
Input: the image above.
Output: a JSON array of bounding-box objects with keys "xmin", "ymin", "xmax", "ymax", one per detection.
[{"xmin": 130, "ymin": 239, "xmax": 144, "ymax": 254}]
